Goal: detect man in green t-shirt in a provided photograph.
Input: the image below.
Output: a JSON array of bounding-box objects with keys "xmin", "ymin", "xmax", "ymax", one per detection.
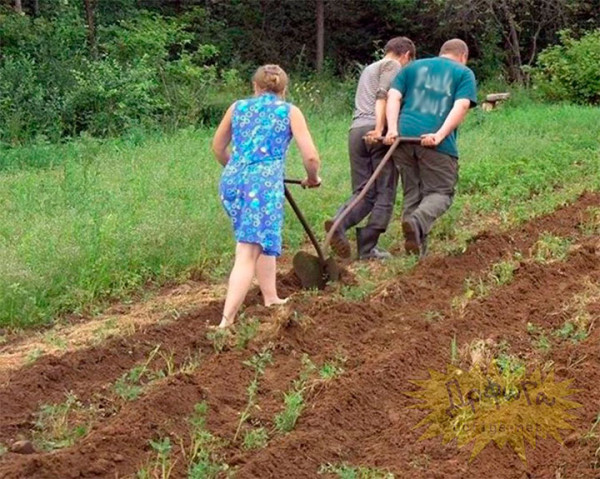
[{"xmin": 385, "ymin": 38, "xmax": 477, "ymax": 258}]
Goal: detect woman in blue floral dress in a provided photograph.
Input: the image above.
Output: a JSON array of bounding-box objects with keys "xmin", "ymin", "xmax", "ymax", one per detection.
[{"xmin": 212, "ymin": 65, "xmax": 321, "ymax": 328}]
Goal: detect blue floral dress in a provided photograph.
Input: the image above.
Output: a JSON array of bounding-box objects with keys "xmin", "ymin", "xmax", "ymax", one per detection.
[{"xmin": 220, "ymin": 93, "xmax": 293, "ymax": 256}]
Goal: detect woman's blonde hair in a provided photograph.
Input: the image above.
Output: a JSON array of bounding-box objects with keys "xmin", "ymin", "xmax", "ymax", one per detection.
[{"xmin": 253, "ymin": 64, "xmax": 288, "ymax": 95}]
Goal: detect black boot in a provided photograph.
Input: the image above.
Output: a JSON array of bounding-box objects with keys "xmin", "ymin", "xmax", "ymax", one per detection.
[{"xmin": 356, "ymin": 227, "xmax": 392, "ymax": 260}]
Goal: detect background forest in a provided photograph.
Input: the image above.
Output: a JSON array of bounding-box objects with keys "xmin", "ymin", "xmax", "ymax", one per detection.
[{"xmin": 1, "ymin": 0, "xmax": 599, "ymax": 146}]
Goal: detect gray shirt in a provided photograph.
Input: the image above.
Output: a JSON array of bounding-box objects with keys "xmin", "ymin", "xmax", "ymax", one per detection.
[{"xmin": 351, "ymin": 58, "xmax": 402, "ymax": 130}]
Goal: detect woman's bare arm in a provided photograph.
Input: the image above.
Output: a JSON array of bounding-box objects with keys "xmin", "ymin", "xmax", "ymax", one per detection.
[
  {"xmin": 212, "ymin": 104, "xmax": 235, "ymax": 166},
  {"xmin": 290, "ymin": 105, "xmax": 321, "ymax": 187}
]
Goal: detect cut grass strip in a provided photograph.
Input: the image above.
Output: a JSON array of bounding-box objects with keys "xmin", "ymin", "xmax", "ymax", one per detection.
[{"xmin": 1, "ymin": 103, "xmax": 599, "ymax": 328}]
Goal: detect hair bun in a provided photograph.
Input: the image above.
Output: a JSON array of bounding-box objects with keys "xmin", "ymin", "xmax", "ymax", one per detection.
[{"xmin": 253, "ymin": 64, "xmax": 288, "ymax": 95}]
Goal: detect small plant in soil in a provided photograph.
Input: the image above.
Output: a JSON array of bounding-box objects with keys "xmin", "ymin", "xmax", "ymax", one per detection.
[
  {"xmin": 553, "ymin": 321, "xmax": 589, "ymax": 343},
  {"xmin": 206, "ymin": 328, "xmax": 231, "ymax": 353},
  {"xmin": 423, "ymin": 310, "xmax": 444, "ymax": 322},
  {"xmin": 527, "ymin": 323, "xmax": 552, "ymax": 353},
  {"xmin": 26, "ymin": 347, "xmax": 44, "ymax": 365},
  {"xmin": 158, "ymin": 349, "xmax": 176, "ymax": 376},
  {"xmin": 384, "ymin": 254, "xmax": 419, "ymax": 277},
  {"xmin": 408, "ymin": 454, "xmax": 430, "ymax": 470},
  {"xmin": 43, "ymin": 331, "xmax": 68, "ymax": 350},
  {"xmin": 319, "ymin": 356, "xmax": 346, "ymax": 381},
  {"xmin": 92, "ymin": 317, "xmax": 118, "ymax": 344},
  {"xmin": 450, "ymin": 334, "xmax": 459, "ymax": 364},
  {"xmin": 242, "ymin": 426, "xmax": 268, "ymax": 450},
  {"xmin": 0, "ymin": 443, "xmax": 7, "ymax": 457},
  {"xmin": 114, "ymin": 345, "xmax": 162, "ymax": 401},
  {"xmin": 33, "ymin": 392, "xmax": 96, "ymax": 451},
  {"xmin": 180, "ymin": 350, "xmax": 202, "ymax": 375},
  {"xmin": 339, "ymin": 283, "xmax": 376, "ymax": 302},
  {"xmin": 274, "ymin": 355, "xmax": 316, "ymax": 434},
  {"xmin": 582, "ymin": 413, "xmax": 600, "ymax": 468},
  {"xmin": 531, "ymin": 233, "xmax": 571, "ymax": 263},
  {"xmin": 137, "ymin": 437, "xmax": 175, "ymax": 479},
  {"xmin": 494, "ymin": 352, "xmax": 526, "ymax": 399},
  {"xmin": 318, "ymin": 463, "xmax": 395, "ymax": 478},
  {"xmin": 234, "ymin": 349, "xmax": 273, "ymax": 442},
  {"xmin": 274, "ymin": 390, "xmax": 304, "ymax": 433},
  {"xmin": 186, "ymin": 402, "xmax": 230, "ymax": 478},
  {"xmin": 489, "ymin": 257, "xmax": 519, "ymax": 286},
  {"xmin": 578, "ymin": 207, "xmax": 600, "ymax": 235},
  {"xmin": 235, "ymin": 315, "xmax": 260, "ymax": 350}
]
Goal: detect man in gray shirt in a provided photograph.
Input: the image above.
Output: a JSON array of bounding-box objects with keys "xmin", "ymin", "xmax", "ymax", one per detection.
[{"xmin": 326, "ymin": 37, "xmax": 416, "ymax": 260}]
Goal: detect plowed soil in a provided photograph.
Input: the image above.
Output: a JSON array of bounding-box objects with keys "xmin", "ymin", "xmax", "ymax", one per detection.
[{"xmin": 1, "ymin": 192, "xmax": 600, "ymax": 479}]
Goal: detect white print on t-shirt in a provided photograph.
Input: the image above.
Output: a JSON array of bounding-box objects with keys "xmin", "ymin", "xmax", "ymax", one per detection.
[{"xmin": 410, "ymin": 66, "xmax": 454, "ymax": 117}]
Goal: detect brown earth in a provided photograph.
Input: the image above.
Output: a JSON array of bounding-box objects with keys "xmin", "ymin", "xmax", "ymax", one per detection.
[{"xmin": 0, "ymin": 192, "xmax": 599, "ymax": 479}]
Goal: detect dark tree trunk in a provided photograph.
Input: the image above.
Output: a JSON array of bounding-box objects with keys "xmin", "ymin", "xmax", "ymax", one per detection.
[
  {"xmin": 500, "ymin": 0, "xmax": 524, "ymax": 83},
  {"xmin": 316, "ymin": 0, "xmax": 324, "ymax": 72},
  {"xmin": 33, "ymin": 0, "xmax": 40, "ymax": 16},
  {"xmin": 84, "ymin": 0, "xmax": 97, "ymax": 58}
]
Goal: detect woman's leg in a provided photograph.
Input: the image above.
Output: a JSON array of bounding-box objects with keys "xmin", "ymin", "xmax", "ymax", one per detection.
[
  {"xmin": 256, "ymin": 254, "xmax": 287, "ymax": 306},
  {"xmin": 220, "ymin": 242, "xmax": 262, "ymax": 328}
]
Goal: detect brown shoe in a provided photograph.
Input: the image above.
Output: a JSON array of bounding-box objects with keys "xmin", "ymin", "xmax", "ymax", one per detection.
[
  {"xmin": 325, "ymin": 220, "xmax": 351, "ymax": 258},
  {"xmin": 402, "ymin": 217, "xmax": 422, "ymax": 256}
]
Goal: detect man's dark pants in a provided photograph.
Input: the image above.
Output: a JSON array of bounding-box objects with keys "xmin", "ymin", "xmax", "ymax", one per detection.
[
  {"xmin": 335, "ymin": 125, "xmax": 399, "ymax": 233},
  {"xmin": 393, "ymin": 143, "xmax": 458, "ymax": 236}
]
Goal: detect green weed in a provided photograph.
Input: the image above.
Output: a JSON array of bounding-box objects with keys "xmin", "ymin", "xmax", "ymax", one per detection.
[
  {"xmin": 579, "ymin": 207, "xmax": 600, "ymax": 235},
  {"xmin": 43, "ymin": 331, "xmax": 68, "ymax": 350},
  {"xmin": 33, "ymin": 392, "xmax": 96, "ymax": 451},
  {"xmin": 319, "ymin": 357, "xmax": 346, "ymax": 381},
  {"xmin": 553, "ymin": 321, "xmax": 588, "ymax": 343},
  {"xmin": 273, "ymin": 354, "xmax": 321, "ymax": 434},
  {"xmin": 114, "ymin": 345, "xmax": 162, "ymax": 401},
  {"xmin": 274, "ymin": 390, "xmax": 304, "ymax": 434},
  {"xmin": 489, "ymin": 258, "xmax": 519, "ymax": 286},
  {"xmin": 527, "ymin": 322, "xmax": 552, "ymax": 353},
  {"xmin": 450, "ymin": 335, "xmax": 459, "ymax": 364},
  {"xmin": 0, "ymin": 443, "xmax": 8, "ymax": 456},
  {"xmin": 235, "ymin": 316, "xmax": 260, "ymax": 350},
  {"xmin": 532, "ymin": 233, "xmax": 571, "ymax": 263},
  {"xmin": 339, "ymin": 283, "xmax": 376, "ymax": 302},
  {"xmin": 408, "ymin": 454, "xmax": 431, "ymax": 470},
  {"xmin": 234, "ymin": 349, "xmax": 273, "ymax": 442},
  {"xmin": 26, "ymin": 348, "xmax": 44, "ymax": 365},
  {"xmin": 423, "ymin": 310, "xmax": 444, "ymax": 322},
  {"xmin": 206, "ymin": 328, "xmax": 231, "ymax": 354},
  {"xmin": 242, "ymin": 426, "xmax": 269, "ymax": 451},
  {"xmin": 319, "ymin": 462, "xmax": 395, "ymax": 478},
  {"xmin": 137, "ymin": 437, "xmax": 175, "ymax": 479},
  {"xmin": 452, "ymin": 256, "xmax": 520, "ymax": 316},
  {"xmin": 186, "ymin": 402, "xmax": 230, "ymax": 478},
  {"xmin": 91, "ymin": 317, "xmax": 118, "ymax": 344}
]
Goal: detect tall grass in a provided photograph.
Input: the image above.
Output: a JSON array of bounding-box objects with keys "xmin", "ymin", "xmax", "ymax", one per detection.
[{"xmin": 1, "ymin": 100, "xmax": 599, "ymax": 328}]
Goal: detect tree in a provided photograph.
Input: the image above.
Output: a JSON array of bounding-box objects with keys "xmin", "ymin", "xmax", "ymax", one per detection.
[
  {"xmin": 84, "ymin": 0, "xmax": 97, "ymax": 58},
  {"xmin": 14, "ymin": 0, "xmax": 23, "ymax": 13},
  {"xmin": 316, "ymin": 0, "xmax": 324, "ymax": 72}
]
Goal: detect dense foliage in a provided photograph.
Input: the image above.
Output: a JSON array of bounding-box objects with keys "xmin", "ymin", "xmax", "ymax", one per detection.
[
  {"xmin": 0, "ymin": 0, "xmax": 599, "ymax": 145},
  {"xmin": 533, "ymin": 29, "xmax": 600, "ymax": 104}
]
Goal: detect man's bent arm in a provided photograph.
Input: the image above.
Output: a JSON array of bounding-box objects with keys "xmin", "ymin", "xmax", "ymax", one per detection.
[
  {"xmin": 385, "ymin": 88, "xmax": 402, "ymax": 140},
  {"xmin": 422, "ymin": 98, "xmax": 471, "ymax": 147},
  {"xmin": 437, "ymin": 98, "xmax": 471, "ymax": 139},
  {"xmin": 374, "ymin": 98, "xmax": 387, "ymax": 135}
]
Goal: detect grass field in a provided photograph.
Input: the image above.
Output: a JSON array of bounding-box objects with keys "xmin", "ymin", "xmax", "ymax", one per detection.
[{"xmin": 1, "ymin": 99, "xmax": 599, "ymax": 328}]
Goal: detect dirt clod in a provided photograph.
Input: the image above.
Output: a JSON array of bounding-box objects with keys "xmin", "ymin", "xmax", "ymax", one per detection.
[{"xmin": 10, "ymin": 440, "xmax": 35, "ymax": 455}]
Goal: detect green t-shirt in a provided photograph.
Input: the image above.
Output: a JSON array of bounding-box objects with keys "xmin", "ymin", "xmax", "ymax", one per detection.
[{"xmin": 390, "ymin": 57, "xmax": 477, "ymax": 158}]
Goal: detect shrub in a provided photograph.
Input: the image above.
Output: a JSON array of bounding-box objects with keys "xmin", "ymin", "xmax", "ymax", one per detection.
[{"xmin": 533, "ymin": 29, "xmax": 600, "ymax": 104}]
